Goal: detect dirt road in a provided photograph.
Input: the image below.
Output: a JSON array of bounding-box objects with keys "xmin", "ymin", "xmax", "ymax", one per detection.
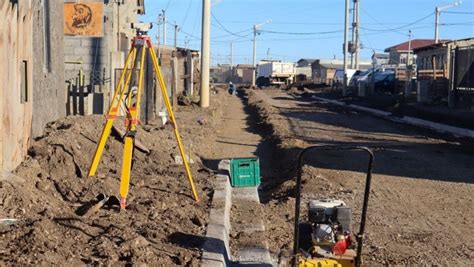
[
  {"xmin": 1, "ymin": 86, "xmax": 472, "ymax": 265},
  {"xmin": 249, "ymin": 89, "xmax": 474, "ymax": 265}
]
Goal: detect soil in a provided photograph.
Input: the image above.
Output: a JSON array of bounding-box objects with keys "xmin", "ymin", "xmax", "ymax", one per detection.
[
  {"xmin": 0, "ymin": 87, "xmax": 230, "ymax": 265},
  {"xmin": 247, "ymin": 89, "xmax": 474, "ymax": 265},
  {"xmin": 2, "ymin": 84, "xmax": 473, "ymax": 266}
]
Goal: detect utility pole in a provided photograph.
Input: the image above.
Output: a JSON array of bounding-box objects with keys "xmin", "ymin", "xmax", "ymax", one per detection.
[
  {"xmin": 355, "ymin": 0, "xmax": 360, "ymax": 69},
  {"xmin": 252, "ymin": 20, "xmax": 271, "ymax": 87},
  {"xmin": 407, "ymin": 30, "xmax": 412, "ymax": 66},
  {"xmin": 350, "ymin": 0, "xmax": 360, "ymax": 69},
  {"xmin": 174, "ymin": 21, "xmax": 178, "ymax": 49},
  {"xmin": 162, "ymin": 9, "xmax": 166, "ymax": 46},
  {"xmin": 435, "ymin": 1, "xmax": 462, "ymax": 43},
  {"xmin": 200, "ymin": 0, "xmax": 211, "ymax": 108},
  {"xmin": 267, "ymin": 48, "xmax": 270, "ymax": 60},
  {"xmin": 230, "ymin": 42, "xmax": 233, "ymax": 82},
  {"xmin": 172, "ymin": 21, "xmax": 179, "ymax": 109},
  {"xmin": 252, "ymin": 24, "xmax": 257, "ymax": 87},
  {"xmin": 230, "ymin": 42, "xmax": 233, "ymax": 67},
  {"xmin": 157, "ymin": 14, "xmax": 161, "ymax": 60},
  {"xmin": 405, "ymin": 30, "xmax": 413, "ymax": 96},
  {"xmin": 350, "ymin": 1, "xmax": 355, "ymax": 68},
  {"xmin": 343, "ymin": 0, "xmax": 349, "ymax": 96}
]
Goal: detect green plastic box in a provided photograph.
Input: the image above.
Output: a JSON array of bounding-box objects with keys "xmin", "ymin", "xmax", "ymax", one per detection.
[{"xmin": 230, "ymin": 157, "xmax": 260, "ymax": 187}]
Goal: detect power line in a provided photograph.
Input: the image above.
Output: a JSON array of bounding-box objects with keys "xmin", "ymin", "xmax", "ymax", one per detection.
[
  {"xmin": 180, "ymin": 0, "xmax": 193, "ymax": 28},
  {"xmin": 360, "ymin": 22, "xmax": 473, "ymax": 33},
  {"xmin": 444, "ymin": 11, "xmax": 474, "ymax": 14},
  {"xmin": 205, "ymin": 20, "xmax": 443, "ymax": 26},
  {"xmin": 259, "ymin": 29, "xmax": 344, "ymax": 35},
  {"xmin": 163, "ymin": 0, "xmax": 173, "ymax": 12},
  {"xmin": 360, "ymin": 7, "xmax": 409, "ymax": 36},
  {"xmin": 360, "ymin": 7, "xmax": 434, "ymax": 35},
  {"xmin": 212, "ymin": 29, "xmax": 253, "ymax": 39},
  {"xmin": 211, "ymin": 11, "xmax": 250, "ymax": 38}
]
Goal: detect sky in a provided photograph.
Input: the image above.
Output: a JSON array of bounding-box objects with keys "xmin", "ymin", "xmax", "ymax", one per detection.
[{"xmin": 141, "ymin": 0, "xmax": 474, "ymax": 65}]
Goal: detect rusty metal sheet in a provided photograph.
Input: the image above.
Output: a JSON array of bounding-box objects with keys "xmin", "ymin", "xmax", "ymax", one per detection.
[{"xmin": 64, "ymin": 2, "xmax": 103, "ymax": 37}]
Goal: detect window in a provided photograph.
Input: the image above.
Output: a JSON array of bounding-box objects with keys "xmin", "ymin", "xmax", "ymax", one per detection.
[{"xmin": 400, "ymin": 55, "xmax": 406, "ymax": 64}]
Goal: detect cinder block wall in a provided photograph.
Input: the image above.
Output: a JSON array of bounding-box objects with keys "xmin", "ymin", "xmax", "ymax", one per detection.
[{"xmin": 32, "ymin": 0, "xmax": 66, "ymax": 137}]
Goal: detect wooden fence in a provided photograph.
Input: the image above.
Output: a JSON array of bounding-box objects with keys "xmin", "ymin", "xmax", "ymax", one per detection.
[
  {"xmin": 0, "ymin": 0, "xmax": 33, "ymax": 171},
  {"xmin": 417, "ymin": 68, "xmax": 448, "ymax": 80}
]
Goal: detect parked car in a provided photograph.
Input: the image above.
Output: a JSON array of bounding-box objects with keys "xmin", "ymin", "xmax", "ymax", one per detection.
[
  {"xmin": 373, "ymin": 71, "xmax": 396, "ymax": 94},
  {"xmin": 349, "ymin": 69, "xmax": 376, "ymax": 89},
  {"xmin": 332, "ymin": 69, "xmax": 356, "ymax": 88}
]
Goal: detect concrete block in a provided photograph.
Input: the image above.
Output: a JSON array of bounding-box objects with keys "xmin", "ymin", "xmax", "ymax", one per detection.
[
  {"xmin": 213, "ymin": 186, "xmax": 229, "ymax": 199},
  {"xmin": 204, "ymin": 223, "xmax": 230, "ymax": 255},
  {"xmin": 202, "ymin": 223, "xmax": 231, "ymax": 266},
  {"xmin": 201, "ymin": 169, "xmax": 233, "ymax": 266},
  {"xmin": 232, "ymin": 186, "xmax": 260, "ymax": 202},
  {"xmin": 233, "ymin": 220, "xmax": 266, "ymax": 233},
  {"xmin": 64, "ymin": 38, "xmax": 82, "ymax": 47},
  {"xmin": 348, "ymin": 103, "xmax": 390, "ymax": 118},
  {"xmin": 64, "ymin": 55, "xmax": 83, "ymax": 63},
  {"xmin": 209, "ymin": 209, "xmax": 231, "ymax": 236},
  {"xmin": 218, "ymin": 159, "xmax": 231, "ymax": 176},
  {"xmin": 65, "ymin": 63, "xmax": 80, "ymax": 72},
  {"xmin": 236, "ymin": 247, "xmax": 273, "ymax": 266},
  {"xmin": 200, "ymin": 256, "xmax": 226, "ymax": 267},
  {"xmin": 81, "ymin": 38, "xmax": 105, "ymax": 48},
  {"xmin": 74, "ymin": 47, "xmax": 95, "ymax": 56},
  {"xmin": 216, "ymin": 174, "xmax": 230, "ymax": 183}
]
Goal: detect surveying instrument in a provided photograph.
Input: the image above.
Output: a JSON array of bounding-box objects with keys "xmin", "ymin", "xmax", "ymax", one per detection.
[{"xmin": 88, "ymin": 22, "xmax": 199, "ymax": 209}]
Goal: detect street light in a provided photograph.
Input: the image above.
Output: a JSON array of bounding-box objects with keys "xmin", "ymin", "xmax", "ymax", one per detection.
[
  {"xmin": 252, "ymin": 20, "xmax": 271, "ymax": 86},
  {"xmin": 435, "ymin": 1, "xmax": 462, "ymax": 43}
]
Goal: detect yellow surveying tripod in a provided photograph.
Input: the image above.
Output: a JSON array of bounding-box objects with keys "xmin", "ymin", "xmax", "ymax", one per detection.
[{"xmin": 88, "ymin": 29, "xmax": 199, "ymax": 209}]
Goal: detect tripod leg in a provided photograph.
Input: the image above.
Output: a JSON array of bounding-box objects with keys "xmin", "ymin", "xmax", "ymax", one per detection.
[
  {"xmin": 147, "ymin": 43, "xmax": 200, "ymax": 202},
  {"xmin": 88, "ymin": 47, "xmax": 136, "ymax": 177},
  {"xmin": 119, "ymin": 44, "xmax": 146, "ymax": 209},
  {"xmin": 119, "ymin": 109, "xmax": 136, "ymax": 209}
]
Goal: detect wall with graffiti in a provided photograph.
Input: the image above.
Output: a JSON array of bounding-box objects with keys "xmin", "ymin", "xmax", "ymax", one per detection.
[{"xmin": 64, "ymin": 2, "xmax": 103, "ymax": 37}]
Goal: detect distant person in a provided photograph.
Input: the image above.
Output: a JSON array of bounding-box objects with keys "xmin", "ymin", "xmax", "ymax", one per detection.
[{"xmin": 228, "ymin": 82, "xmax": 236, "ymax": 95}]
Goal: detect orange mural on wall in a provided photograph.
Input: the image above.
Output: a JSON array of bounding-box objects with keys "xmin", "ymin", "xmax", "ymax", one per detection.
[{"xmin": 64, "ymin": 2, "xmax": 103, "ymax": 37}]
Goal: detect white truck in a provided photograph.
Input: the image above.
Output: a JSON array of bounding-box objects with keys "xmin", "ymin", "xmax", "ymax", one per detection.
[{"xmin": 256, "ymin": 61, "xmax": 295, "ymax": 87}]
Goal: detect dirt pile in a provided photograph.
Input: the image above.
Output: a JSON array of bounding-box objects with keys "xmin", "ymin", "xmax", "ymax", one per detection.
[{"xmin": 0, "ymin": 91, "xmax": 228, "ymax": 265}]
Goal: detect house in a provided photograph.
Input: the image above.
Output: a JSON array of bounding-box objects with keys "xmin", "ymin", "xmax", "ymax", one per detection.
[
  {"xmin": 210, "ymin": 64, "xmax": 233, "ymax": 83},
  {"xmin": 311, "ymin": 59, "xmax": 372, "ymax": 85},
  {"xmin": 371, "ymin": 53, "xmax": 389, "ymax": 67},
  {"xmin": 296, "ymin": 58, "xmax": 316, "ymax": 81},
  {"xmin": 297, "ymin": 58, "xmax": 317, "ymax": 67},
  {"xmin": 234, "ymin": 64, "xmax": 254, "ymax": 84},
  {"xmin": 311, "ymin": 60, "xmax": 344, "ymax": 84},
  {"xmin": 413, "ymin": 37, "xmax": 474, "ymax": 106},
  {"xmin": 384, "ymin": 39, "xmax": 450, "ymax": 66}
]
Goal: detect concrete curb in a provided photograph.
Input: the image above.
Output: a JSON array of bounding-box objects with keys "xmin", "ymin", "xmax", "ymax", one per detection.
[
  {"xmin": 201, "ymin": 160, "xmax": 274, "ymax": 266},
  {"xmin": 201, "ymin": 172, "xmax": 232, "ymax": 266},
  {"xmin": 311, "ymin": 96, "xmax": 474, "ymax": 138}
]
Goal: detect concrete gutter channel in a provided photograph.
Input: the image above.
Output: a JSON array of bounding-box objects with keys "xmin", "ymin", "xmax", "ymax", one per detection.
[
  {"xmin": 201, "ymin": 160, "xmax": 274, "ymax": 267},
  {"xmin": 310, "ymin": 96, "xmax": 474, "ymax": 139}
]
